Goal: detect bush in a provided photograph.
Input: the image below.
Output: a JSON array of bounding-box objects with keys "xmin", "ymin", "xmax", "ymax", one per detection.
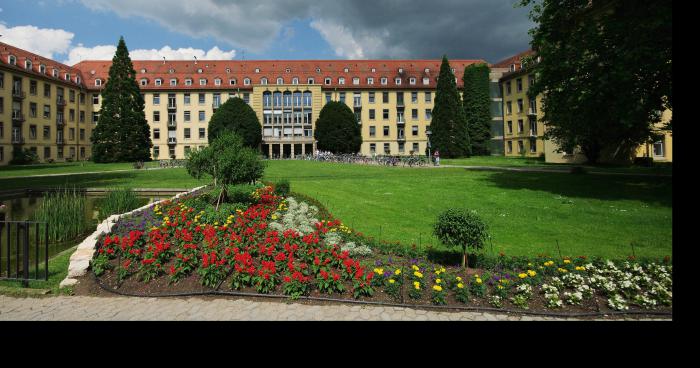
[
  {"xmin": 226, "ymin": 184, "xmax": 258, "ymax": 205},
  {"xmin": 208, "ymin": 97, "xmax": 262, "ymax": 149},
  {"xmin": 10, "ymin": 148, "xmax": 39, "ymax": 165},
  {"xmin": 198, "ymin": 203, "xmax": 247, "ymax": 225},
  {"xmin": 633, "ymin": 157, "xmax": 654, "ymax": 167},
  {"xmin": 275, "ymin": 179, "xmax": 291, "ymax": 197},
  {"xmin": 433, "ymin": 209, "xmax": 489, "ymax": 268},
  {"xmin": 314, "ymin": 101, "xmax": 362, "ymax": 154}
]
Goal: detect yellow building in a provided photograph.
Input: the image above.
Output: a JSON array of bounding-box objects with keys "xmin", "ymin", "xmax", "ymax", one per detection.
[{"xmin": 1, "ymin": 42, "xmax": 94, "ymax": 165}]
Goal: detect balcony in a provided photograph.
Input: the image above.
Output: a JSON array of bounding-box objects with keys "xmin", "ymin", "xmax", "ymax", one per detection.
[
  {"xmin": 397, "ymin": 135, "xmax": 406, "ymax": 142},
  {"xmin": 56, "ymin": 117, "xmax": 65, "ymax": 127},
  {"xmin": 212, "ymin": 102, "xmax": 221, "ymax": 111},
  {"xmin": 529, "ymin": 130, "xmax": 538, "ymax": 137},
  {"xmin": 527, "ymin": 108, "xmax": 537, "ymax": 116},
  {"xmin": 167, "ymin": 102, "xmax": 177, "ymax": 111},
  {"xmin": 57, "ymin": 97, "xmax": 67, "ymax": 107},
  {"xmin": 396, "ymin": 119, "xmax": 405, "ymax": 125},
  {"xmin": 12, "ymin": 111, "xmax": 25, "ymax": 123},
  {"xmin": 353, "ymin": 100, "xmax": 362, "ymax": 109},
  {"xmin": 396, "ymin": 100, "xmax": 405, "ymax": 108},
  {"xmin": 56, "ymin": 137, "xmax": 65, "ymax": 145},
  {"xmin": 11, "ymin": 136, "xmax": 24, "ymax": 144},
  {"xmin": 12, "ymin": 90, "xmax": 26, "ymax": 100},
  {"xmin": 168, "ymin": 137, "xmax": 177, "ymax": 144},
  {"xmin": 167, "ymin": 120, "xmax": 177, "ymax": 128}
]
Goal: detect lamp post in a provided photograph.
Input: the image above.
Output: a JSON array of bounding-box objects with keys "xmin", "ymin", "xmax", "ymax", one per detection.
[{"xmin": 425, "ymin": 128, "xmax": 432, "ymax": 164}]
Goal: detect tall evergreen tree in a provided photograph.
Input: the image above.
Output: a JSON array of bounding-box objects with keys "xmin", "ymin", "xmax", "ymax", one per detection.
[
  {"xmin": 462, "ymin": 63, "xmax": 492, "ymax": 155},
  {"xmin": 430, "ymin": 55, "xmax": 471, "ymax": 158},
  {"xmin": 208, "ymin": 97, "xmax": 262, "ymax": 149},
  {"xmin": 314, "ymin": 101, "xmax": 362, "ymax": 154},
  {"xmin": 91, "ymin": 36, "xmax": 152, "ymax": 162}
]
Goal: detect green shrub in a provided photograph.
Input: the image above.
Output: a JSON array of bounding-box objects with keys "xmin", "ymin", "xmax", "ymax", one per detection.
[
  {"xmin": 433, "ymin": 208, "xmax": 489, "ymax": 268},
  {"xmin": 226, "ymin": 184, "xmax": 258, "ymax": 205},
  {"xmin": 198, "ymin": 203, "xmax": 247, "ymax": 225},
  {"xmin": 10, "ymin": 148, "xmax": 39, "ymax": 165},
  {"xmin": 32, "ymin": 188, "xmax": 90, "ymax": 243},
  {"xmin": 275, "ymin": 179, "xmax": 291, "ymax": 197},
  {"xmin": 98, "ymin": 188, "xmax": 141, "ymax": 220}
]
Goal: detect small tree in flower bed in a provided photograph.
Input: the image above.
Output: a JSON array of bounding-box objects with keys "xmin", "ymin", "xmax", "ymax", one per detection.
[{"xmin": 433, "ymin": 208, "xmax": 489, "ymax": 268}]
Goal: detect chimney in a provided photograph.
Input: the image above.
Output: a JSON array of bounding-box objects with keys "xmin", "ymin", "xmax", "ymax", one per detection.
[
  {"xmin": 162, "ymin": 57, "xmax": 166, "ymax": 64},
  {"xmin": 194, "ymin": 56, "xmax": 198, "ymax": 65}
]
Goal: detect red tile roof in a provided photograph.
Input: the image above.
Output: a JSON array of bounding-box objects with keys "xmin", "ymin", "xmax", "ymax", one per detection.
[
  {"xmin": 491, "ymin": 49, "xmax": 535, "ymax": 70},
  {"xmin": 0, "ymin": 41, "xmax": 87, "ymax": 88},
  {"xmin": 73, "ymin": 59, "xmax": 489, "ymax": 91}
]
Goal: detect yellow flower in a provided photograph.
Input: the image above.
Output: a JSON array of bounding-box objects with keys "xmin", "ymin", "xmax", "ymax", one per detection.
[
  {"xmin": 457, "ymin": 283, "xmax": 464, "ymax": 289},
  {"xmin": 412, "ymin": 265, "xmax": 419, "ymax": 271},
  {"xmin": 413, "ymin": 271, "xmax": 423, "ymax": 278},
  {"xmin": 435, "ymin": 279, "xmax": 442, "ymax": 284},
  {"xmin": 564, "ymin": 259, "xmax": 571, "ymax": 264},
  {"xmin": 456, "ymin": 276, "xmax": 462, "ymax": 282},
  {"xmin": 497, "ymin": 285, "xmax": 504, "ymax": 290},
  {"xmin": 476, "ymin": 278, "xmax": 482, "ymax": 284},
  {"xmin": 433, "ymin": 285, "xmax": 443, "ymax": 292},
  {"xmin": 474, "ymin": 274, "xmax": 480, "ymax": 278},
  {"xmin": 214, "ymin": 222, "xmax": 219, "ymax": 226},
  {"xmin": 271, "ymin": 215, "xmax": 278, "ymax": 220},
  {"xmin": 518, "ymin": 273, "xmax": 528, "ymax": 279},
  {"xmin": 164, "ymin": 216, "xmax": 170, "ymax": 222},
  {"xmin": 374, "ymin": 268, "xmax": 384, "ymax": 275},
  {"xmin": 389, "ymin": 279, "xmax": 395, "ymax": 284},
  {"xmin": 413, "ymin": 281, "xmax": 420, "ymax": 290},
  {"xmin": 394, "ymin": 269, "xmax": 401, "ymax": 275},
  {"xmin": 575, "ymin": 266, "xmax": 586, "ymax": 271},
  {"xmin": 558, "ymin": 268, "xmax": 568, "ymax": 273},
  {"xmin": 528, "ymin": 263, "xmax": 533, "ymax": 266},
  {"xmin": 527, "ymin": 270, "xmax": 537, "ymax": 277},
  {"xmin": 544, "ymin": 261, "xmax": 554, "ymax": 267}
]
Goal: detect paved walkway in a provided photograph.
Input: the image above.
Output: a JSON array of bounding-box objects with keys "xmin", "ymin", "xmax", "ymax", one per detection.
[{"xmin": 0, "ymin": 295, "xmax": 669, "ymax": 321}]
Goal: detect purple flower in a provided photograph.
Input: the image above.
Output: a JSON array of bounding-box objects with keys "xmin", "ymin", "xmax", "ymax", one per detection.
[
  {"xmin": 383, "ymin": 271, "xmax": 392, "ymax": 278},
  {"xmin": 388, "ymin": 256, "xmax": 393, "ymax": 264},
  {"xmin": 375, "ymin": 260, "xmax": 383, "ymax": 267}
]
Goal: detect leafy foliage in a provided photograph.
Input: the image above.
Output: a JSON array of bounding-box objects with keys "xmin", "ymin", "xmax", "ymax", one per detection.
[
  {"xmin": 520, "ymin": 0, "xmax": 672, "ymax": 163},
  {"xmin": 314, "ymin": 101, "xmax": 362, "ymax": 154},
  {"xmin": 208, "ymin": 97, "xmax": 262, "ymax": 149},
  {"xmin": 430, "ymin": 55, "xmax": 471, "ymax": 158},
  {"xmin": 433, "ymin": 208, "xmax": 489, "ymax": 267},
  {"xmin": 10, "ymin": 147, "xmax": 39, "ymax": 165},
  {"xmin": 462, "ymin": 63, "xmax": 492, "ymax": 155},
  {"xmin": 91, "ymin": 37, "xmax": 152, "ymax": 163}
]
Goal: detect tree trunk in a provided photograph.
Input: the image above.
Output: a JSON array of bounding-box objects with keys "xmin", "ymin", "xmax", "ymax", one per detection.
[{"xmin": 462, "ymin": 251, "xmax": 467, "ymax": 268}]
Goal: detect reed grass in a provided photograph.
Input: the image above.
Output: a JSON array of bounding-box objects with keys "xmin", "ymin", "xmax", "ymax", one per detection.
[
  {"xmin": 98, "ymin": 188, "xmax": 141, "ymax": 221},
  {"xmin": 32, "ymin": 188, "xmax": 89, "ymax": 243}
]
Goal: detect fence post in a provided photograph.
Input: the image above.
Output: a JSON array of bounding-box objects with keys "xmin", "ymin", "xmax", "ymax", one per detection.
[
  {"xmin": 45, "ymin": 222, "xmax": 49, "ymax": 281},
  {"xmin": 35, "ymin": 222, "xmax": 39, "ymax": 280},
  {"xmin": 23, "ymin": 221, "xmax": 29, "ymax": 287}
]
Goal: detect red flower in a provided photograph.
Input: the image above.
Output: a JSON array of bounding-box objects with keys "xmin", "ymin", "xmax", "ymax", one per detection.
[
  {"xmin": 320, "ymin": 270, "xmax": 329, "ymax": 280},
  {"xmin": 332, "ymin": 273, "xmax": 340, "ymax": 282},
  {"xmin": 170, "ymin": 265, "xmax": 176, "ymax": 274},
  {"xmin": 283, "ymin": 276, "xmax": 292, "ymax": 283},
  {"xmin": 314, "ymin": 256, "xmax": 320, "ymax": 266},
  {"xmin": 123, "ymin": 259, "xmax": 131, "ymax": 268}
]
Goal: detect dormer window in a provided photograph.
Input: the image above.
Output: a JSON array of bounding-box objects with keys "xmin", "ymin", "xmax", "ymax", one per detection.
[
  {"xmin": 170, "ymin": 78, "xmax": 177, "ymax": 86},
  {"xmin": 40, "ymin": 64, "xmax": 46, "ymax": 74},
  {"xmin": 8, "ymin": 55, "xmax": 16, "ymax": 65},
  {"xmin": 155, "ymin": 79, "xmax": 162, "ymax": 86},
  {"xmin": 76, "ymin": 76, "xmax": 81, "ymax": 84},
  {"xmin": 292, "ymin": 77, "xmax": 299, "ymax": 85},
  {"xmin": 260, "ymin": 77, "xmax": 268, "ymax": 85},
  {"xmin": 371, "ymin": 68, "xmax": 376, "ymax": 73},
  {"xmin": 344, "ymin": 67, "xmax": 349, "ymax": 73},
  {"xmin": 451, "ymin": 68, "xmax": 455, "ymax": 73},
  {"xmin": 409, "ymin": 77, "xmax": 416, "ymax": 85},
  {"xmin": 315, "ymin": 67, "xmax": 321, "ymax": 73},
  {"xmin": 244, "ymin": 78, "xmax": 251, "ymax": 86},
  {"xmin": 285, "ymin": 68, "xmax": 291, "ymax": 73},
  {"xmin": 338, "ymin": 77, "xmax": 345, "ymax": 85},
  {"xmin": 423, "ymin": 77, "xmax": 430, "ymax": 85},
  {"xmin": 277, "ymin": 77, "xmax": 284, "ymax": 85},
  {"xmin": 424, "ymin": 68, "xmax": 430, "ymax": 73},
  {"xmin": 352, "ymin": 77, "xmax": 360, "ymax": 85},
  {"xmin": 168, "ymin": 68, "xmax": 175, "ymax": 74},
  {"xmin": 255, "ymin": 68, "xmax": 260, "ymax": 73},
  {"xmin": 307, "ymin": 77, "xmax": 315, "ymax": 84},
  {"xmin": 95, "ymin": 79, "xmax": 103, "ymax": 87},
  {"xmin": 140, "ymin": 79, "xmax": 148, "ymax": 86},
  {"xmin": 141, "ymin": 68, "xmax": 147, "ymax": 73},
  {"xmin": 226, "ymin": 68, "xmax": 231, "ymax": 74},
  {"xmin": 395, "ymin": 78, "xmax": 402, "ymax": 85},
  {"xmin": 185, "ymin": 79, "xmax": 192, "ymax": 86},
  {"xmin": 380, "ymin": 77, "xmax": 388, "ymax": 85},
  {"xmin": 324, "ymin": 77, "xmax": 331, "ymax": 85},
  {"xmin": 398, "ymin": 68, "xmax": 403, "ymax": 73},
  {"xmin": 199, "ymin": 78, "xmax": 207, "ymax": 86},
  {"xmin": 52, "ymin": 69, "xmax": 58, "ymax": 77},
  {"xmin": 229, "ymin": 79, "xmax": 237, "ymax": 85},
  {"xmin": 26, "ymin": 60, "xmax": 33, "ymax": 70},
  {"xmin": 367, "ymin": 77, "xmax": 374, "ymax": 85},
  {"xmin": 65, "ymin": 73, "xmax": 70, "ymax": 81},
  {"xmin": 510, "ymin": 64, "xmax": 516, "ymax": 72},
  {"xmin": 197, "ymin": 68, "xmax": 203, "ymax": 73},
  {"xmin": 214, "ymin": 78, "xmax": 222, "ymax": 86}
]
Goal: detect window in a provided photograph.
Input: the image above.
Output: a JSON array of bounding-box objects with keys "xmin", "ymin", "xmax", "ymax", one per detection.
[
  {"xmin": 425, "ymin": 109, "xmax": 432, "ymax": 120},
  {"xmin": 155, "ymin": 79, "xmax": 162, "ymax": 86},
  {"xmin": 68, "ymin": 128, "xmax": 75, "ymax": 141},
  {"xmin": 324, "ymin": 77, "xmax": 331, "ymax": 85},
  {"xmin": 185, "ymin": 79, "xmax": 192, "ymax": 86},
  {"xmin": 0, "ymin": 123, "xmax": 3, "ymax": 139},
  {"xmin": 243, "ymin": 93, "xmax": 250, "ymax": 104},
  {"xmin": 260, "ymin": 78, "xmax": 268, "ymax": 85},
  {"xmin": 184, "ymin": 146, "xmax": 191, "ymax": 156},
  {"xmin": 507, "ymin": 141, "xmax": 513, "ymax": 153},
  {"xmin": 505, "ymin": 82, "xmax": 511, "ymax": 95},
  {"xmin": 339, "ymin": 92, "xmax": 346, "ymax": 104},
  {"xmin": 43, "ymin": 105, "xmax": 51, "ymax": 119},
  {"xmin": 369, "ymin": 126, "xmax": 376, "ymax": 137},
  {"xmin": 653, "ymin": 141, "xmax": 665, "ymax": 157},
  {"xmin": 369, "ymin": 143, "xmax": 376, "ymax": 153},
  {"xmin": 412, "ymin": 109, "xmax": 418, "ymax": 120},
  {"xmin": 381, "ymin": 77, "xmax": 388, "ymax": 85},
  {"xmin": 367, "ymin": 77, "xmax": 374, "ymax": 85},
  {"xmin": 26, "ymin": 60, "xmax": 33, "ymax": 70},
  {"xmin": 395, "ymin": 78, "xmax": 402, "ymax": 85},
  {"xmin": 8, "ymin": 55, "xmax": 16, "ymax": 65},
  {"xmin": 199, "ymin": 128, "xmax": 206, "ymax": 139},
  {"xmin": 423, "ymin": 77, "xmax": 430, "ymax": 85},
  {"xmin": 368, "ymin": 92, "xmax": 375, "ymax": 103},
  {"xmin": 215, "ymin": 78, "xmax": 222, "ymax": 86},
  {"xmin": 153, "ymin": 94, "xmax": 160, "ymax": 105},
  {"xmin": 506, "ymin": 101, "xmax": 512, "ymax": 115},
  {"xmin": 29, "ymin": 125, "xmax": 37, "ymax": 139},
  {"xmin": 44, "ymin": 83, "xmax": 51, "ymax": 98},
  {"xmin": 199, "ymin": 111, "xmax": 205, "ymax": 121},
  {"xmin": 384, "ymin": 143, "xmax": 390, "ymax": 154},
  {"xmin": 79, "ymin": 111, "xmax": 85, "ymax": 123},
  {"xmin": 69, "ymin": 109, "xmax": 75, "ymax": 121},
  {"xmin": 398, "ymin": 142, "xmax": 405, "ymax": 153},
  {"xmin": 529, "ymin": 98, "xmax": 537, "ymax": 114},
  {"xmin": 69, "ymin": 90, "xmax": 75, "ymax": 102},
  {"xmin": 140, "ymin": 79, "xmax": 148, "ymax": 86},
  {"xmin": 369, "ymin": 109, "xmax": 375, "ymax": 120},
  {"xmin": 530, "ymin": 139, "xmax": 537, "ymax": 153},
  {"xmin": 383, "ymin": 126, "xmax": 390, "ymax": 136},
  {"xmin": 518, "ymin": 119, "xmax": 523, "ymax": 133},
  {"xmin": 29, "ymin": 80, "xmax": 37, "ymax": 95},
  {"xmin": 199, "ymin": 93, "xmax": 206, "ymax": 104},
  {"xmin": 507, "ymin": 121, "xmax": 513, "ymax": 134},
  {"xmin": 292, "ymin": 77, "xmax": 299, "ymax": 85},
  {"xmin": 517, "ymin": 99, "xmax": 523, "ymax": 113},
  {"xmin": 0, "ymin": 71, "xmax": 3, "ymax": 88},
  {"xmin": 198, "ymin": 78, "xmax": 206, "ymax": 86},
  {"xmin": 382, "ymin": 92, "xmax": 389, "ymax": 104},
  {"xmin": 43, "ymin": 126, "xmax": 50, "ymax": 139},
  {"xmin": 30, "ymin": 103, "xmax": 37, "ymax": 118},
  {"xmin": 352, "ymin": 77, "xmax": 360, "ymax": 85},
  {"xmin": 425, "ymin": 92, "xmax": 432, "ymax": 103},
  {"xmin": 413, "ymin": 142, "xmax": 419, "ymax": 153},
  {"xmin": 80, "ymin": 129, "xmax": 85, "ymax": 140},
  {"xmin": 516, "ymin": 78, "xmax": 523, "ymax": 92},
  {"xmin": 92, "ymin": 94, "xmax": 99, "ymax": 105},
  {"xmin": 383, "ymin": 109, "xmax": 389, "ymax": 120},
  {"xmin": 184, "ymin": 111, "xmax": 191, "ymax": 122},
  {"xmin": 325, "ymin": 92, "xmax": 332, "ymax": 103},
  {"xmin": 244, "ymin": 78, "xmax": 251, "ymax": 86},
  {"xmin": 339, "ymin": 77, "xmax": 345, "ymax": 85},
  {"xmin": 411, "ymin": 92, "xmax": 418, "ymax": 103},
  {"xmin": 153, "ymin": 146, "xmax": 160, "ymax": 158},
  {"xmin": 409, "ymin": 78, "xmax": 416, "ymax": 85},
  {"xmin": 307, "ymin": 78, "xmax": 315, "ymax": 84},
  {"xmin": 528, "ymin": 75, "xmax": 535, "ymax": 87},
  {"xmin": 44, "ymin": 147, "xmax": 51, "ymax": 159},
  {"xmin": 229, "ymin": 79, "xmax": 237, "ymax": 86},
  {"xmin": 92, "ymin": 112, "xmax": 99, "ymax": 123},
  {"xmin": 153, "ymin": 129, "xmax": 160, "ymax": 139},
  {"xmin": 184, "ymin": 93, "xmax": 191, "ymax": 105},
  {"xmin": 170, "ymin": 79, "xmax": 177, "ymax": 86},
  {"xmin": 95, "ymin": 79, "xmax": 102, "ymax": 87},
  {"xmin": 153, "ymin": 111, "xmax": 160, "ymax": 122},
  {"xmin": 184, "ymin": 128, "xmax": 191, "ymax": 139},
  {"xmin": 518, "ymin": 140, "xmax": 524, "ymax": 153}
]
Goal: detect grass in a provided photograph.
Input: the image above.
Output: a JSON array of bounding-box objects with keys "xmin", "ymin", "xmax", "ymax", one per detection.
[
  {"xmin": 97, "ymin": 188, "xmax": 142, "ymax": 221},
  {"xmin": 32, "ymin": 188, "xmax": 90, "ymax": 243},
  {"xmin": 0, "ymin": 161, "xmax": 137, "ymax": 178},
  {"xmin": 0, "ymin": 160, "xmax": 672, "ymax": 259},
  {"xmin": 0, "ymin": 245, "xmax": 76, "ymax": 296}
]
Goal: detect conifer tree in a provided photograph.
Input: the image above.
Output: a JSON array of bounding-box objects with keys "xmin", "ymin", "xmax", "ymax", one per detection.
[
  {"xmin": 430, "ymin": 55, "xmax": 470, "ymax": 158},
  {"xmin": 91, "ymin": 37, "xmax": 152, "ymax": 162},
  {"xmin": 462, "ymin": 63, "xmax": 492, "ymax": 155}
]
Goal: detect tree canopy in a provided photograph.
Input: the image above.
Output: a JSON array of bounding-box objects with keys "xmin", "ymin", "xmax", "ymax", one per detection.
[
  {"xmin": 462, "ymin": 63, "xmax": 492, "ymax": 156},
  {"xmin": 520, "ymin": 0, "xmax": 672, "ymax": 163},
  {"xmin": 430, "ymin": 55, "xmax": 471, "ymax": 158},
  {"xmin": 314, "ymin": 101, "xmax": 362, "ymax": 154},
  {"xmin": 208, "ymin": 97, "xmax": 262, "ymax": 149},
  {"xmin": 91, "ymin": 36, "xmax": 152, "ymax": 163}
]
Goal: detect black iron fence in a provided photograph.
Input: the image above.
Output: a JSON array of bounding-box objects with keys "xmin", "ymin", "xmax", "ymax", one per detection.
[{"xmin": 0, "ymin": 221, "xmax": 49, "ymax": 286}]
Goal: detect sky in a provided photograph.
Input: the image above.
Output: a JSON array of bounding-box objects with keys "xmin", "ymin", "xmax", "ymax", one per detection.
[{"xmin": 0, "ymin": 0, "xmax": 535, "ymax": 65}]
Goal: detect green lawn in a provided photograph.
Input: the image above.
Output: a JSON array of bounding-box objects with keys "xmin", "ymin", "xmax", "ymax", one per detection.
[
  {"xmin": 442, "ymin": 156, "xmax": 672, "ymax": 175},
  {"xmin": 0, "ymin": 161, "xmax": 146, "ymax": 178},
  {"xmin": 0, "ymin": 245, "xmax": 76, "ymax": 296},
  {"xmin": 0, "ymin": 160, "xmax": 672, "ymax": 259}
]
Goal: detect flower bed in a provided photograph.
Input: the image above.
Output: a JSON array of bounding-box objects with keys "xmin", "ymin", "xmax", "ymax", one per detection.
[{"xmin": 88, "ymin": 185, "xmax": 672, "ymax": 315}]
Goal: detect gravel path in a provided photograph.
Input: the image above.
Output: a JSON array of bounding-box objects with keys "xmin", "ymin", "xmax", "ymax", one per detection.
[{"xmin": 0, "ymin": 295, "xmax": 669, "ymax": 321}]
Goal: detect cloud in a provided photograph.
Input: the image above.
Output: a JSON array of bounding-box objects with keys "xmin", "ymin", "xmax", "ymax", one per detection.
[
  {"xmin": 64, "ymin": 45, "xmax": 236, "ymax": 64},
  {"xmin": 0, "ymin": 24, "xmax": 74, "ymax": 59},
  {"xmin": 77, "ymin": 0, "xmax": 534, "ymax": 62}
]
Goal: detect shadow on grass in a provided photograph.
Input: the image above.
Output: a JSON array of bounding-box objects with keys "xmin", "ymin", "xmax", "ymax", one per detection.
[
  {"xmin": 0, "ymin": 171, "xmax": 141, "ymax": 190},
  {"xmin": 478, "ymin": 170, "xmax": 672, "ymax": 207}
]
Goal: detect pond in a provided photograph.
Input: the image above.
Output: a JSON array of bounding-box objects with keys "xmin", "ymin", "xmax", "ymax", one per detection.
[{"xmin": 0, "ymin": 193, "xmax": 169, "ymax": 276}]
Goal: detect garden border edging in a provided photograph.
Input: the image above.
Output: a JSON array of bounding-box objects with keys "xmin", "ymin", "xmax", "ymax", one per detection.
[{"xmin": 59, "ymin": 185, "xmax": 207, "ymax": 288}]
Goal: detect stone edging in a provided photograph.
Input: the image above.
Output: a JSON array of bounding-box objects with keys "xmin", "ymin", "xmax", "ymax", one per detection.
[{"xmin": 59, "ymin": 185, "xmax": 207, "ymax": 288}]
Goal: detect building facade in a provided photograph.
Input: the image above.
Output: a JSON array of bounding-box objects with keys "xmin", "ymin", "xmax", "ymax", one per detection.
[{"xmin": 0, "ymin": 42, "xmax": 94, "ymax": 166}]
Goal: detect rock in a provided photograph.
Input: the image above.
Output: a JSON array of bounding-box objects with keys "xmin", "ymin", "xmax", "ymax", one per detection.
[{"xmin": 59, "ymin": 278, "xmax": 78, "ymax": 288}]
